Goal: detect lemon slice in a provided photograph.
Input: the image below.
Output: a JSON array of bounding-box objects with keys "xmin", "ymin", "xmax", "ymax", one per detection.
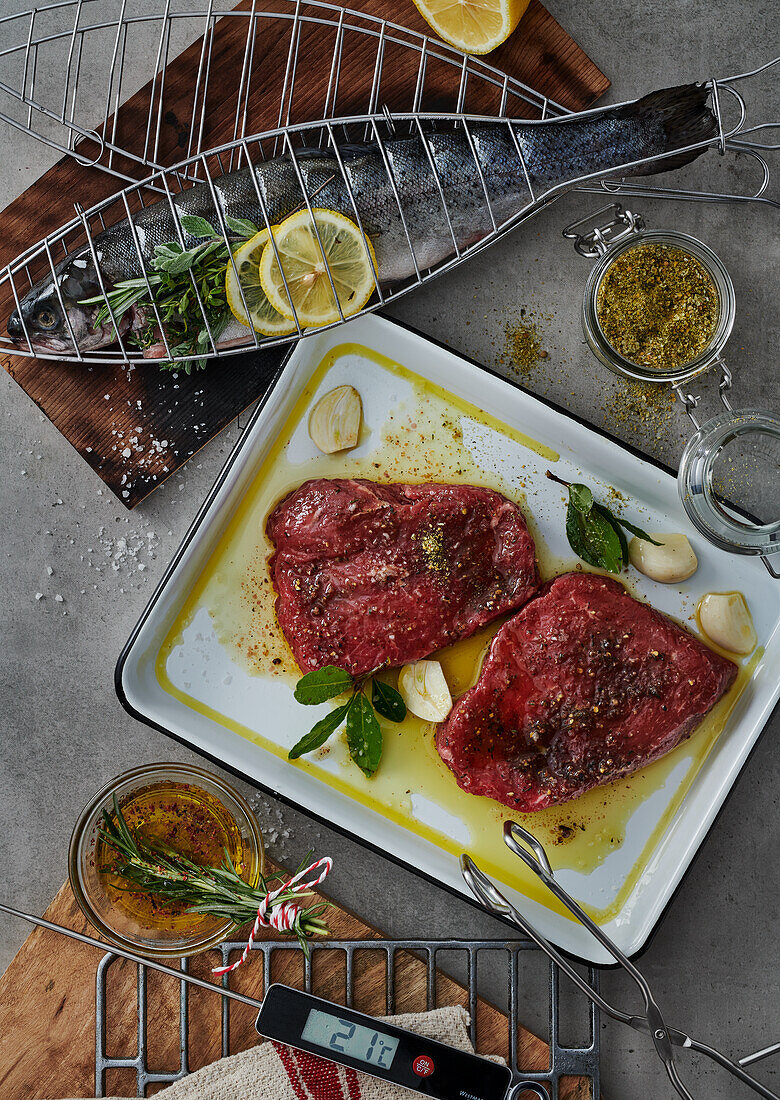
[
  {"xmin": 259, "ymin": 208, "xmax": 378, "ymax": 327},
  {"xmin": 412, "ymin": 0, "xmax": 529, "ymax": 55},
  {"xmin": 225, "ymin": 228, "xmax": 296, "ymax": 335}
]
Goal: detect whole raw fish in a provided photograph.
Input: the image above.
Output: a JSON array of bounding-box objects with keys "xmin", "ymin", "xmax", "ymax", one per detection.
[{"xmin": 8, "ymin": 84, "xmax": 715, "ymax": 354}]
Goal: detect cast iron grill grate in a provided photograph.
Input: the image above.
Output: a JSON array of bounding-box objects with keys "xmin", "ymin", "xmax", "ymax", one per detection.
[{"xmin": 95, "ymin": 938, "xmax": 601, "ymax": 1098}]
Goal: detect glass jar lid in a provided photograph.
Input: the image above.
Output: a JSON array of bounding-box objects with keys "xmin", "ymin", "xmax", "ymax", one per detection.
[
  {"xmin": 581, "ymin": 229, "xmax": 736, "ymax": 385},
  {"xmin": 679, "ymin": 408, "xmax": 780, "ymax": 558}
]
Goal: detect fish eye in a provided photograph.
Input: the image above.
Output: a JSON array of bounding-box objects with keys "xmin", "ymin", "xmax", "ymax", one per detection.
[{"xmin": 36, "ymin": 308, "xmax": 58, "ymax": 330}]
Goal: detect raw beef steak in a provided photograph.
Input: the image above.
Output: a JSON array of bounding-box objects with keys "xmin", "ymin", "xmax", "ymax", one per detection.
[
  {"xmin": 436, "ymin": 572, "xmax": 737, "ymax": 811},
  {"xmin": 267, "ymin": 478, "xmax": 539, "ymax": 676}
]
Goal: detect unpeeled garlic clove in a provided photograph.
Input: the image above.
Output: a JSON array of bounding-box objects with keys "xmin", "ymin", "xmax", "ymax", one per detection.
[
  {"xmin": 398, "ymin": 660, "xmax": 453, "ymax": 723},
  {"xmin": 308, "ymin": 385, "xmax": 362, "ymax": 454},
  {"xmin": 698, "ymin": 592, "xmax": 757, "ymax": 654},
  {"xmin": 628, "ymin": 532, "xmax": 698, "ymax": 584}
]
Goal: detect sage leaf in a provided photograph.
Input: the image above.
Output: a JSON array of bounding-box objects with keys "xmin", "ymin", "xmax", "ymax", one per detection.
[
  {"xmin": 226, "ymin": 215, "xmax": 259, "ymax": 239},
  {"xmin": 569, "ymin": 483, "xmax": 593, "ymax": 514},
  {"xmin": 288, "ymin": 701, "xmax": 352, "ymax": 760},
  {"xmin": 294, "ymin": 665, "xmax": 354, "ymax": 705},
  {"xmin": 346, "ymin": 694, "xmax": 383, "ymax": 777},
  {"xmin": 180, "ymin": 214, "xmax": 218, "ymax": 239},
  {"xmin": 154, "ymin": 249, "xmax": 199, "ymax": 275},
  {"xmin": 566, "ymin": 503, "xmax": 624, "ymax": 574},
  {"xmin": 371, "ymin": 679, "xmax": 407, "ymax": 723},
  {"xmin": 154, "ymin": 243, "xmax": 184, "ymax": 259}
]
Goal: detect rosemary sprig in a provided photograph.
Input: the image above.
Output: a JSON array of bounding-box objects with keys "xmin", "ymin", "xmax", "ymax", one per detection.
[
  {"xmin": 80, "ymin": 214, "xmax": 258, "ymax": 373},
  {"xmin": 99, "ymin": 795, "xmax": 330, "ymax": 957}
]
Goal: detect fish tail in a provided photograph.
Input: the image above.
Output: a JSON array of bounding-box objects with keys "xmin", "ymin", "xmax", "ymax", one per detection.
[{"xmin": 619, "ymin": 82, "xmax": 718, "ymax": 174}]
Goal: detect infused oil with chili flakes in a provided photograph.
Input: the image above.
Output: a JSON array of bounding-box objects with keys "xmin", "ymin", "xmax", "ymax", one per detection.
[{"xmin": 97, "ymin": 781, "xmax": 249, "ymax": 933}]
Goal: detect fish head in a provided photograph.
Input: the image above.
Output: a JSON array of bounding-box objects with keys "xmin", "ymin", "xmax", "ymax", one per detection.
[{"xmin": 7, "ymin": 250, "xmax": 123, "ymax": 354}]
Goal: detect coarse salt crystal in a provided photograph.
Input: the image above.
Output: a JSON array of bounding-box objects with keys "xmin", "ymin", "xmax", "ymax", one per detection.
[{"xmin": 54, "ymin": 594, "xmax": 63, "ymax": 603}]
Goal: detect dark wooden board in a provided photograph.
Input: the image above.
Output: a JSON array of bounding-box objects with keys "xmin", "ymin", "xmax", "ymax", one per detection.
[
  {"xmin": 0, "ymin": 1, "xmax": 609, "ymax": 508},
  {"xmin": 0, "ymin": 875, "xmax": 597, "ymax": 1098}
]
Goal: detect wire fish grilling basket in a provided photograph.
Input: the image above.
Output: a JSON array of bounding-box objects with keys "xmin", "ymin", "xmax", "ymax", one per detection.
[
  {"xmin": 0, "ymin": 52, "xmax": 777, "ymax": 370},
  {"xmin": 0, "ymin": 4, "xmax": 776, "ymax": 558},
  {"xmin": 0, "ymin": 0, "xmax": 573, "ymax": 186}
]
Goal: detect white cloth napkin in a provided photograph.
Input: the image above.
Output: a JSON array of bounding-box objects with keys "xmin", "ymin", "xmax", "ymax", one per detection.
[{"xmin": 54, "ymin": 1005, "xmax": 499, "ymax": 1099}]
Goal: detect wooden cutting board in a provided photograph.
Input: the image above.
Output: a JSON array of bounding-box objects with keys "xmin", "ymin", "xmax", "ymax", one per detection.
[
  {"xmin": 0, "ymin": 873, "xmax": 595, "ymax": 1099},
  {"xmin": 0, "ymin": 1, "xmax": 609, "ymax": 509}
]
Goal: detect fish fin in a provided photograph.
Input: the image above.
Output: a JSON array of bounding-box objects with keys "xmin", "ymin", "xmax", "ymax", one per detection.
[
  {"xmin": 294, "ymin": 146, "xmax": 338, "ymax": 160},
  {"xmin": 620, "ymin": 83, "xmax": 718, "ymax": 174}
]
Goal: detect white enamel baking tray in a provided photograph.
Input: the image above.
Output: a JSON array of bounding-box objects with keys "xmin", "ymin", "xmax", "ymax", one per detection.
[{"xmin": 117, "ymin": 314, "xmax": 780, "ymax": 964}]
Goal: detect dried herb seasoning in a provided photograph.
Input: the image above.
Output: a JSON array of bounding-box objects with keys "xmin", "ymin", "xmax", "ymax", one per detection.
[
  {"xmin": 504, "ymin": 315, "xmax": 549, "ymax": 378},
  {"xmin": 596, "ymin": 242, "xmax": 718, "ymax": 371}
]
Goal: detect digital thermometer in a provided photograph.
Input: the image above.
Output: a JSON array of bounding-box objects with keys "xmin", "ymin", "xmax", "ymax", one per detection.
[{"xmin": 256, "ymin": 984, "xmax": 513, "ymax": 1099}]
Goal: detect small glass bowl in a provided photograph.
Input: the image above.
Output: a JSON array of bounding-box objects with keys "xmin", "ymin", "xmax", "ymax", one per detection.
[
  {"xmin": 582, "ymin": 229, "xmax": 736, "ymax": 386},
  {"xmin": 69, "ymin": 762, "xmax": 264, "ymax": 958}
]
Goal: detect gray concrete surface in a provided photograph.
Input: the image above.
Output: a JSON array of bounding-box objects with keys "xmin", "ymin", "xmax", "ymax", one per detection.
[{"xmin": 1, "ymin": 1, "xmax": 778, "ymax": 1097}]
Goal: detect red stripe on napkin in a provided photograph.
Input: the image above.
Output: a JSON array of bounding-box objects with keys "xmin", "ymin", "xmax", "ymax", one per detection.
[{"xmin": 274, "ymin": 1041, "xmax": 363, "ymax": 1098}]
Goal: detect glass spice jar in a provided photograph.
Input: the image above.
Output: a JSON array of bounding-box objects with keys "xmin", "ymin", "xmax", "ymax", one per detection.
[
  {"xmin": 581, "ymin": 227, "xmax": 735, "ymax": 385},
  {"xmin": 564, "ymin": 204, "xmax": 780, "ymax": 571}
]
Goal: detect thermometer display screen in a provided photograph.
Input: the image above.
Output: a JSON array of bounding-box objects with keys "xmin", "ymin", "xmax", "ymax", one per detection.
[{"xmin": 301, "ymin": 1008, "xmax": 400, "ymax": 1070}]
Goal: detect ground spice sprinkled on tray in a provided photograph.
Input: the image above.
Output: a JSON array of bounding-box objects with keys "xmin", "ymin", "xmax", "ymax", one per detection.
[
  {"xmin": 604, "ymin": 378, "xmax": 676, "ymax": 441},
  {"xmin": 596, "ymin": 243, "xmax": 718, "ymax": 371},
  {"xmin": 504, "ymin": 314, "xmax": 549, "ymax": 379}
]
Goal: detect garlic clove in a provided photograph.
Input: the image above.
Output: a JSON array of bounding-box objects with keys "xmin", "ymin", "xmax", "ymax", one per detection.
[
  {"xmin": 698, "ymin": 592, "xmax": 757, "ymax": 655},
  {"xmin": 398, "ymin": 659, "xmax": 453, "ymax": 723},
  {"xmin": 308, "ymin": 385, "xmax": 362, "ymax": 454},
  {"xmin": 628, "ymin": 532, "xmax": 698, "ymax": 584}
]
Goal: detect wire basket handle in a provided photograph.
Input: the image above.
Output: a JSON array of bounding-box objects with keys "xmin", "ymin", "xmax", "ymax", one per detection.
[{"xmin": 577, "ymin": 55, "xmax": 780, "ymax": 208}]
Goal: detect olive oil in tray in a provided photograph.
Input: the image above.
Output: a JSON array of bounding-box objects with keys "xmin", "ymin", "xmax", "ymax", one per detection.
[{"xmin": 154, "ymin": 342, "xmax": 759, "ymax": 927}]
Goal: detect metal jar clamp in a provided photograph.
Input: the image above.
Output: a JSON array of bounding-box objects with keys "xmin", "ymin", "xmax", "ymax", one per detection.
[{"xmin": 564, "ymin": 203, "xmax": 780, "ymax": 573}]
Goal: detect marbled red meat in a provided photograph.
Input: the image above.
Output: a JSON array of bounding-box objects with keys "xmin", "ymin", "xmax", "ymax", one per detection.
[
  {"xmin": 436, "ymin": 572, "xmax": 737, "ymax": 811},
  {"xmin": 267, "ymin": 478, "xmax": 539, "ymax": 676}
]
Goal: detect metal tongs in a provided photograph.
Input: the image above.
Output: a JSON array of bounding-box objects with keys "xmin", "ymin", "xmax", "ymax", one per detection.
[{"xmin": 462, "ymin": 822, "xmax": 779, "ymax": 1100}]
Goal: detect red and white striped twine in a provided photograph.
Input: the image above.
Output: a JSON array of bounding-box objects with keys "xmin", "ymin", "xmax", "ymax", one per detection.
[{"xmin": 212, "ymin": 856, "xmax": 332, "ymax": 976}]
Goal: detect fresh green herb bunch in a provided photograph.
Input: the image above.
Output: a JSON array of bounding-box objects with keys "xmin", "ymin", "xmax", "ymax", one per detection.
[
  {"xmin": 81, "ymin": 214, "xmax": 259, "ymax": 373},
  {"xmin": 289, "ymin": 666, "xmax": 407, "ymax": 776},
  {"xmin": 99, "ymin": 795, "xmax": 330, "ymax": 956},
  {"xmin": 547, "ymin": 471, "xmax": 660, "ymax": 574}
]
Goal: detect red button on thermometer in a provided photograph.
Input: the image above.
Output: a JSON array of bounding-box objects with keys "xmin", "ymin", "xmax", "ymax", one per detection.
[{"xmin": 412, "ymin": 1054, "xmax": 435, "ymax": 1077}]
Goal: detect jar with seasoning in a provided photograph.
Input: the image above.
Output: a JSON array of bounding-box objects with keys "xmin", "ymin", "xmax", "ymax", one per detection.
[{"xmin": 564, "ymin": 203, "xmax": 780, "ymax": 573}]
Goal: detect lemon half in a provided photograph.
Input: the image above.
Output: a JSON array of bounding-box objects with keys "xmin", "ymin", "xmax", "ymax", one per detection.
[
  {"xmin": 412, "ymin": 0, "xmax": 529, "ymax": 55},
  {"xmin": 259, "ymin": 209, "xmax": 378, "ymax": 328},
  {"xmin": 225, "ymin": 229, "xmax": 296, "ymax": 336}
]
